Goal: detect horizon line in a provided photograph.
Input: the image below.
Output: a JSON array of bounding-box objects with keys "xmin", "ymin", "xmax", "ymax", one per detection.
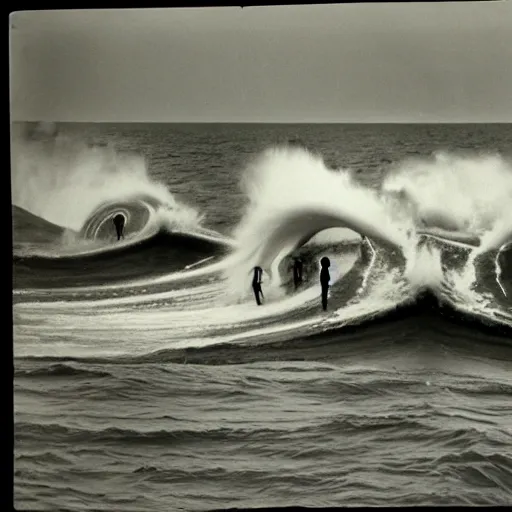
[{"xmin": 10, "ymin": 120, "xmax": 512, "ymax": 125}]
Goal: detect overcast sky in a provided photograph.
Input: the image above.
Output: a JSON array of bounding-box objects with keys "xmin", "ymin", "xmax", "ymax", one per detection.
[{"xmin": 9, "ymin": 3, "xmax": 512, "ymax": 123}]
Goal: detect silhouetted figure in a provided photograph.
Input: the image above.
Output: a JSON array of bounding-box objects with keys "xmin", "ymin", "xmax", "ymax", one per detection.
[
  {"xmin": 113, "ymin": 214, "xmax": 125, "ymax": 241},
  {"xmin": 320, "ymin": 256, "xmax": 331, "ymax": 311},
  {"xmin": 292, "ymin": 257, "xmax": 304, "ymax": 290},
  {"xmin": 252, "ymin": 266, "xmax": 264, "ymax": 305}
]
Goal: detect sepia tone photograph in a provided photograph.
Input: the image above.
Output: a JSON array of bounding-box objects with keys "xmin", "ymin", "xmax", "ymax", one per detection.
[{"xmin": 11, "ymin": 2, "xmax": 512, "ymax": 510}]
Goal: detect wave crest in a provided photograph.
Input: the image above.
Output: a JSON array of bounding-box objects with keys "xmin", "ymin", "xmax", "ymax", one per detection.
[
  {"xmin": 224, "ymin": 146, "xmax": 411, "ymax": 297},
  {"xmin": 11, "ymin": 122, "xmax": 202, "ymax": 233},
  {"xmin": 383, "ymin": 151, "xmax": 512, "ymax": 235}
]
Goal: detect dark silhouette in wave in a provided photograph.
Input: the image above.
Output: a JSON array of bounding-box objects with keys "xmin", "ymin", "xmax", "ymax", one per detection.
[{"xmin": 112, "ymin": 214, "xmax": 126, "ymax": 241}]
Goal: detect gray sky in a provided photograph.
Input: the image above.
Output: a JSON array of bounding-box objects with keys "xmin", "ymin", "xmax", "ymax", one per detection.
[{"xmin": 9, "ymin": 3, "xmax": 512, "ymax": 123}]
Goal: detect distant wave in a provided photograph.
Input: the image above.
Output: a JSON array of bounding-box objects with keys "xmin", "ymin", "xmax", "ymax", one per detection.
[{"xmin": 12, "ymin": 205, "xmax": 67, "ymax": 246}]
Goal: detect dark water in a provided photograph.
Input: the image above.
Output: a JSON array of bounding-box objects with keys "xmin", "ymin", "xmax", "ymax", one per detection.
[{"xmin": 12, "ymin": 122, "xmax": 512, "ymax": 510}]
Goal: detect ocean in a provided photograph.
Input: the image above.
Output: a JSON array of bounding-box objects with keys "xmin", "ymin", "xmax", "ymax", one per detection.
[{"xmin": 12, "ymin": 122, "xmax": 512, "ymax": 510}]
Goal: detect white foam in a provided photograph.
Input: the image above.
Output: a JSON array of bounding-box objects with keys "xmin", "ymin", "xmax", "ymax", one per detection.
[
  {"xmin": 11, "ymin": 124, "xmax": 201, "ymax": 232},
  {"xmin": 383, "ymin": 151, "xmax": 512, "ymax": 236}
]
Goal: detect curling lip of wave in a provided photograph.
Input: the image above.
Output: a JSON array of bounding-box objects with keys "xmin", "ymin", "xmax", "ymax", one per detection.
[
  {"xmin": 77, "ymin": 193, "xmax": 200, "ymax": 240},
  {"xmin": 229, "ymin": 206, "xmax": 409, "ymax": 289},
  {"xmin": 416, "ymin": 227, "xmax": 482, "ymax": 247},
  {"xmin": 280, "ymin": 208, "xmax": 407, "ymax": 250},
  {"xmin": 12, "ymin": 201, "xmax": 235, "ymax": 263},
  {"xmin": 228, "ymin": 146, "xmax": 411, "ymax": 287}
]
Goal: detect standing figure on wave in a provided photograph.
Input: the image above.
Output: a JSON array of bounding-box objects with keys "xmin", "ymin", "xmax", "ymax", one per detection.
[
  {"xmin": 252, "ymin": 266, "xmax": 264, "ymax": 305},
  {"xmin": 113, "ymin": 214, "xmax": 125, "ymax": 241},
  {"xmin": 292, "ymin": 256, "xmax": 304, "ymax": 290},
  {"xmin": 320, "ymin": 256, "xmax": 330, "ymax": 311}
]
